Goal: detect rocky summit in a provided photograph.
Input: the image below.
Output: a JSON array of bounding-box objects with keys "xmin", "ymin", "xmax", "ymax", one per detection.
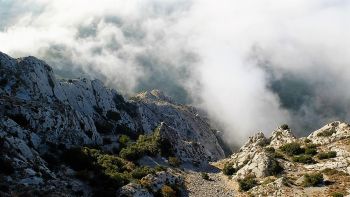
[{"xmin": 1, "ymin": 52, "xmax": 350, "ymax": 197}]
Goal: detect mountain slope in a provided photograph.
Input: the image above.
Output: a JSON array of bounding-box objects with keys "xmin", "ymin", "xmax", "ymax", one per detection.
[
  {"xmin": 0, "ymin": 52, "xmax": 224, "ymax": 196},
  {"xmin": 204, "ymin": 121, "xmax": 350, "ymax": 197}
]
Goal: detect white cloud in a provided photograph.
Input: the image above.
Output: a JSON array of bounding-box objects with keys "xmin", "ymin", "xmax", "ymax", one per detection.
[{"xmin": 1, "ymin": 0, "xmax": 350, "ymax": 143}]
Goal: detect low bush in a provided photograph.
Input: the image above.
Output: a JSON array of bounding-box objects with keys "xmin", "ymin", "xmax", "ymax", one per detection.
[
  {"xmin": 292, "ymin": 155, "xmax": 315, "ymax": 164},
  {"xmin": 272, "ymin": 151, "xmax": 286, "ymax": 160},
  {"xmin": 160, "ymin": 185, "xmax": 176, "ymax": 197},
  {"xmin": 62, "ymin": 147, "xmax": 133, "ymax": 196},
  {"xmin": 118, "ymin": 135, "xmax": 130, "ymax": 148},
  {"xmin": 280, "ymin": 124, "xmax": 290, "ymax": 130},
  {"xmin": 321, "ymin": 168, "xmax": 348, "ymax": 176},
  {"xmin": 238, "ymin": 176, "xmax": 258, "ymax": 191},
  {"xmin": 268, "ymin": 159, "xmax": 283, "ymax": 175},
  {"xmin": 317, "ymin": 129, "xmax": 336, "ymax": 137},
  {"xmin": 280, "ymin": 142, "xmax": 304, "ymax": 156},
  {"xmin": 222, "ymin": 164, "xmax": 236, "ymax": 176},
  {"xmin": 154, "ymin": 165, "xmax": 167, "ymax": 172},
  {"xmin": 302, "ymin": 173, "xmax": 323, "ymax": 187},
  {"xmin": 304, "ymin": 147, "xmax": 318, "ymax": 156},
  {"xmin": 265, "ymin": 147, "xmax": 275, "ymax": 153},
  {"xmin": 119, "ymin": 127, "xmax": 174, "ymax": 161},
  {"xmin": 201, "ymin": 172, "xmax": 210, "ymax": 180},
  {"xmin": 304, "ymin": 138, "xmax": 312, "ymax": 143},
  {"xmin": 131, "ymin": 166, "xmax": 154, "ymax": 179},
  {"xmin": 318, "ymin": 151, "xmax": 337, "ymax": 160}
]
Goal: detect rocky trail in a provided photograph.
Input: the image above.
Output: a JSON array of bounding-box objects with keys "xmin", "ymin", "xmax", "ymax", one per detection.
[{"xmin": 184, "ymin": 167, "xmax": 236, "ymax": 197}]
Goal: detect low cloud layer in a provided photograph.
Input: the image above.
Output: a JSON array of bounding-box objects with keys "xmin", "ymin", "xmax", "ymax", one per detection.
[{"xmin": 1, "ymin": 0, "xmax": 349, "ymax": 143}]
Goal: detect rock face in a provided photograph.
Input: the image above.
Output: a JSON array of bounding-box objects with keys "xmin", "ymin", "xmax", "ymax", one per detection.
[{"xmin": 0, "ymin": 52, "xmax": 224, "ymax": 195}]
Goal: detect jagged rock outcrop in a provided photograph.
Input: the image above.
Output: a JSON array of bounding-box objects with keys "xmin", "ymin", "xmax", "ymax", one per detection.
[{"xmin": 269, "ymin": 127, "xmax": 297, "ymax": 148}]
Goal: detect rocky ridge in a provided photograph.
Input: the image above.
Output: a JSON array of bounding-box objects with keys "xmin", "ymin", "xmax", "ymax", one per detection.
[{"xmin": 0, "ymin": 52, "xmax": 224, "ymax": 196}]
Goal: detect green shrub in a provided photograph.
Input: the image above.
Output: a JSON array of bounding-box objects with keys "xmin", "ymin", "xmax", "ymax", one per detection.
[
  {"xmin": 304, "ymin": 138, "xmax": 312, "ymax": 143},
  {"xmin": 154, "ymin": 165, "xmax": 167, "ymax": 172},
  {"xmin": 304, "ymin": 147, "xmax": 317, "ymax": 156},
  {"xmin": 238, "ymin": 176, "xmax": 258, "ymax": 191},
  {"xmin": 131, "ymin": 166, "xmax": 154, "ymax": 179},
  {"xmin": 302, "ymin": 173, "xmax": 323, "ymax": 187},
  {"xmin": 62, "ymin": 147, "xmax": 132, "ymax": 196},
  {"xmin": 280, "ymin": 142, "xmax": 304, "ymax": 156},
  {"xmin": 332, "ymin": 192, "xmax": 344, "ymax": 197},
  {"xmin": 318, "ymin": 151, "xmax": 337, "ymax": 160},
  {"xmin": 268, "ymin": 159, "xmax": 283, "ymax": 175},
  {"xmin": 265, "ymin": 147, "xmax": 275, "ymax": 153},
  {"xmin": 222, "ymin": 164, "xmax": 236, "ymax": 176},
  {"xmin": 292, "ymin": 155, "xmax": 315, "ymax": 164},
  {"xmin": 118, "ymin": 135, "xmax": 130, "ymax": 148},
  {"xmin": 168, "ymin": 157, "xmax": 181, "ymax": 167},
  {"xmin": 317, "ymin": 129, "xmax": 336, "ymax": 137},
  {"xmin": 119, "ymin": 127, "xmax": 174, "ymax": 161},
  {"xmin": 280, "ymin": 124, "xmax": 289, "ymax": 130},
  {"xmin": 305, "ymin": 143, "xmax": 318, "ymax": 149},
  {"xmin": 272, "ymin": 151, "xmax": 286, "ymax": 159},
  {"xmin": 201, "ymin": 172, "xmax": 210, "ymax": 180}
]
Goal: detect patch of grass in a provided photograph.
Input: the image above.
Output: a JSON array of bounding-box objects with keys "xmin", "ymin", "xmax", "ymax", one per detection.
[
  {"xmin": 280, "ymin": 142, "xmax": 304, "ymax": 156},
  {"xmin": 201, "ymin": 172, "xmax": 210, "ymax": 180},
  {"xmin": 292, "ymin": 155, "xmax": 316, "ymax": 164},
  {"xmin": 262, "ymin": 177, "xmax": 276, "ymax": 185},
  {"xmin": 318, "ymin": 151, "xmax": 337, "ymax": 160},
  {"xmin": 321, "ymin": 168, "xmax": 348, "ymax": 176},
  {"xmin": 302, "ymin": 173, "xmax": 324, "ymax": 187},
  {"xmin": 238, "ymin": 176, "xmax": 258, "ymax": 191}
]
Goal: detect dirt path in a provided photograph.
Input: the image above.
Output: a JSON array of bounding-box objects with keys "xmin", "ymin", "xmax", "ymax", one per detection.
[{"xmin": 184, "ymin": 170, "xmax": 236, "ymax": 197}]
